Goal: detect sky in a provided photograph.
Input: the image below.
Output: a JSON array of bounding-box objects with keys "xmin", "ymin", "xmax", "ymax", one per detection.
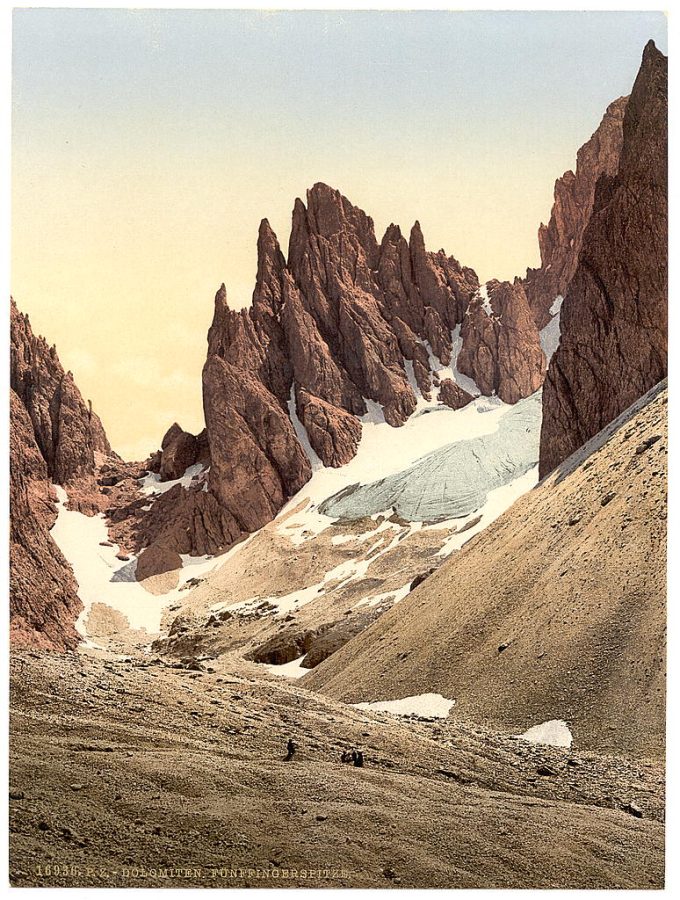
[{"xmin": 11, "ymin": 9, "xmax": 667, "ymax": 460}]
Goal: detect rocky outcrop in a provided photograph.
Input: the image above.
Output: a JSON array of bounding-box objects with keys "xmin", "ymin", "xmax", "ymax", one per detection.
[
  {"xmin": 9, "ymin": 299, "xmax": 116, "ymax": 650},
  {"xmin": 540, "ymin": 41, "xmax": 667, "ymax": 477},
  {"xmin": 10, "ymin": 300, "xmax": 112, "ymax": 505},
  {"xmin": 158, "ymin": 423, "xmax": 209, "ymax": 482},
  {"xmin": 203, "ymin": 352, "xmax": 311, "ymax": 534},
  {"xmin": 438, "ymin": 378, "xmax": 474, "ymax": 411},
  {"xmin": 523, "ymin": 97, "xmax": 628, "ymax": 329},
  {"xmin": 458, "ymin": 280, "xmax": 545, "ymax": 403},
  {"xmin": 199, "ymin": 184, "xmax": 546, "ymax": 549},
  {"xmin": 296, "ymin": 389, "xmax": 362, "ymax": 467},
  {"xmin": 248, "ymin": 609, "xmax": 383, "ymax": 670}
]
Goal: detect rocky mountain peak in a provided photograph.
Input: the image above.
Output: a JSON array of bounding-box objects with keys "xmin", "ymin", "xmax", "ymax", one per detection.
[
  {"xmin": 539, "ymin": 41, "xmax": 667, "ymax": 476},
  {"xmin": 195, "ymin": 183, "xmax": 549, "ymax": 550},
  {"xmin": 523, "ymin": 95, "xmax": 628, "ymax": 328}
]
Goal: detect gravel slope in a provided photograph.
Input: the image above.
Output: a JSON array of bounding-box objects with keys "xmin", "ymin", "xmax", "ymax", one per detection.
[{"xmin": 9, "ymin": 651, "xmax": 663, "ymax": 888}]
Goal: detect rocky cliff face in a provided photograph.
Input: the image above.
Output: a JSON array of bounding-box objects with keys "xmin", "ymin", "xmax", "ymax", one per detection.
[
  {"xmin": 458, "ymin": 280, "xmax": 545, "ymax": 403},
  {"xmin": 523, "ymin": 96, "xmax": 628, "ymax": 329},
  {"xmin": 10, "ymin": 299, "xmax": 112, "ymax": 512},
  {"xmin": 201, "ymin": 184, "xmax": 546, "ymax": 542},
  {"xmin": 9, "ymin": 299, "xmax": 115, "ymax": 650},
  {"xmin": 9, "ymin": 391, "xmax": 83, "ymax": 651},
  {"xmin": 539, "ymin": 41, "xmax": 667, "ymax": 477}
]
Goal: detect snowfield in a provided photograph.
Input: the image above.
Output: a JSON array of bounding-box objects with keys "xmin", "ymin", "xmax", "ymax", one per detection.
[
  {"xmin": 273, "ymin": 389, "xmax": 541, "ymax": 557},
  {"xmin": 266, "ymin": 654, "xmax": 310, "ymax": 679},
  {"xmin": 539, "ymin": 295, "xmax": 563, "ymax": 363},
  {"xmin": 319, "ymin": 392, "xmax": 541, "ymax": 523},
  {"xmin": 50, "ymin": 487, "xmax": 248, "ymax": 642},
  {"xmin": 139, "ymin": 463, "xmax": 207, "ymax": 496},
  {"xmin": 354, "ymin": 693, "xmax": 456, "ymax": 719}
]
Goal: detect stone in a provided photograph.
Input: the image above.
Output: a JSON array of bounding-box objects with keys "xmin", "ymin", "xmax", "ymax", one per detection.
[
  {"xmin": 523, "ymin": 97, "xmax": 628, "ymax": 328},
  {"xmin": 159, "ymin": 424, "xmax": 199, "ymax": 481},
  {"xmin": 438, "ymin": 379, "xmax": 474, "ymax": 411},
  {"xmin": 458, "ymin": 280, "xmax": 545, "ymax": 404},
  {"xmin": 540, "ymin": 43, "xmax": 667, "ymax": 477},
  {"xmin": 296, "ymin": 389, "xmax": 362, "ymax": 467}
]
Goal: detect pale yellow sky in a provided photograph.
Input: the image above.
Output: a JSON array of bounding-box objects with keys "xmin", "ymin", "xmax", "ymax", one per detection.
[{"xmin": 11, "ymin": 10, "xmax": 666, "ymax": 460}]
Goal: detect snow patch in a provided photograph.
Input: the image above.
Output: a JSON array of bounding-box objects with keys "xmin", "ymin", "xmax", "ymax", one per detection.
[
  {"xmin": 354, "ymin": 693, "xmax": 455, "ymax": 719},
  {"xmin": 139, "ymin": 463, "xmax": 205, "ymax": 497},
  {"xmin": 403, "ymin": 358, "xmax": 422, "ymax": 398},
  {"xmin": 517, "ymin": 719, "xmax": 573, "ymax": 749},
  {"xmin": 438, "ymin": 465, "xmax": 539, "ymax": 557},
  {"xmin": 50, "ymin": 487, "xmax": 252, "ymax": 641},
  {"xmin": 479, "ymin": 283, "xmax": 493, "ymax": 317},
  {"xmin": 449, "ymin": 324, "xmax": 482, "ymax": 397},
  {"xmin": 288, "ymin": 384, "xmax": 324, "ymax": 470},
  {"xmin": 540, "ymin": 295, "xmax": 564, "ymax": 363},
  {"xmin": 354, "ymin": 582, "xmax": 412, "ymax": 608},
  {"xmin": 277, "ymin": 504, "xmax": 334, "ymax": 547},
  {"xmin": 266, "ymin": 654, "xmax": 309, "ymax": 679},
  {"xmin": 549, "ymin": 294, "xmax": 564, "ymax": 317},
  {"xmin": 51, "ymin": 487, "xmax": 172, "ymax": 635}
]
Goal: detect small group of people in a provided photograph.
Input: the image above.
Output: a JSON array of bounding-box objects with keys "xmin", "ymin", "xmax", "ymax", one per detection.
[
  {"xmin": 341, "ymin": 748, "xmax": 364, "ymax": 767},
  {"xmin": 283, "ymin": 738, "xmax": 364, "ymax": 767}
]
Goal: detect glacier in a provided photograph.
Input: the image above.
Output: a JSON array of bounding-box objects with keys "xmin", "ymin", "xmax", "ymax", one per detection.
[{"xmin": 319, "ymin": 391, "xmax": 542, "ymax": 523}]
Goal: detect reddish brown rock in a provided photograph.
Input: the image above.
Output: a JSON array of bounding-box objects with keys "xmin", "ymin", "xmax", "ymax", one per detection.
[
  {"xmin": 458, "ymin": 280, "xmax": 545, "ymax": 404},
  {"xmin": 523, "ymin": 97, "xmax": 628, "ymax": 329},
  {"xmin": 288, "ymin": 184, "xmax": 416, "ymax": 426},
  {"xmin": 408, "ymin": 221, "xmax": 479, "ymax": 363},
  {"xmin": 196, "ymin": 184, "xmax": 552, "ymax": 551},
  {"xmin": 10, "ymin": 389, "xmax": 82, "ymax": 651},
  {"xmin": 280, "ymin": 272, "xmax": 365, "ymax": 416},
  {"xmin": 109, "ymin": 481, "xmax": 242, "ymax": 561},
  {"xmin": 296, "ymin": 388, "xmax": 362, "ymax": 467},
  {"xmin": 158, "ymin": 423, "xmax": 205, "ymax": 482},
  {"xmin": 203, "ymin": 352, "xmax": 311, "ymax": 533},
  {"xmin": 9, "ymin": 299, "xmax": 118, "ymax": 650},
  {"xmin": 378, "ymin": 223, "xmax": 424, "ymax": 335},
  {"xmin": 438, "ymin": 379, "xmax": 474, "ymax": 411},
  {"xmin": 540, "ymin": 42, "xmax": 667, "ymax": 477},
  {"xmin": 135, "ymin": 543, "xmax": 183, "ymax": 582},
  {"xmin": 10, "ymin": 299, "xmax": 112, "ymax": 497}
]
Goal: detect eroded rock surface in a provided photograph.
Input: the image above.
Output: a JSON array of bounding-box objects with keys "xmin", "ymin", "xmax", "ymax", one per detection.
[
  {"xmin": 9, "ymin": 299, "xmax": 115, "ymax": 650},
  {"xmin": 523, "ymin": 97, "xmax": 628, "ymax": 329},
  {"xmin": 199, "ymin": 184, "xmax": 547, "ymax": 548},
  {"xmin": 458, "ymin": 281, "xmax": 545, "ymax": 403},
  {"xmin": 540, "ymin": 42, "xmax": 667, "ymax": 477}
]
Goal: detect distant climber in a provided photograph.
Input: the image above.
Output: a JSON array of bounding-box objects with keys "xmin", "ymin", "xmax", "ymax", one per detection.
[
  {"xmin": 284, "ymin": 738, "xmax": 297, "ymax": 761},
  {"xmin": 341, "ymin": 748, "xmax": 364, "ymax": 767}
]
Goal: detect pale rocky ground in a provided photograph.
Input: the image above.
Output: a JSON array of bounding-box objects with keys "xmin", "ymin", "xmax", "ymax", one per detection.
[{"xmin": 9, "ymin": 651, "xmax": 664, "ymax": 889}]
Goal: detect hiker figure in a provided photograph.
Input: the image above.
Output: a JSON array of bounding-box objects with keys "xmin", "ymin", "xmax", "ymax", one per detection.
[
  {"xmin": 285, "ymin": 738, "xmax": 297, "ymax": 761},
  {"xmin": 353, "ymin": 749, "xmax": 364, "ymax": 768},
  {"xmin": 341, "ymin": 749, "xmax": 354, "ymax": 764}
]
